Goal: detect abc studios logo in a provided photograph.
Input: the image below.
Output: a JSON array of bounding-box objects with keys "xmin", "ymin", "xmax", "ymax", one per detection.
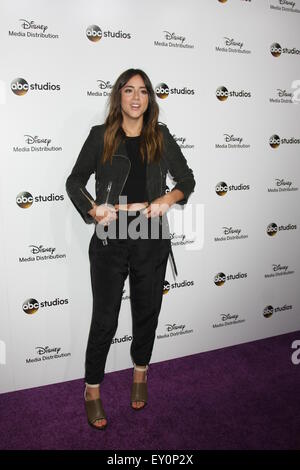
[
  {"xmin": 269, "ymin": 134, "xmax": 280, "ymax": 148},
  {"xmin": 163, "ymin": 280, "xmax": 170, "ymax": 295},
  {"xmin": 263, "ymin": 305, "xmax": 273, "ymax": 318},
  {"xmin": 215, "ymin": 182, "xmax": 228, "ymax": 196},
  {"xmin": 23, "ymin": 298, "xmax": 39, "ymax": 315},
  {"xmin": 216, "ymin": 86, "xmax": 229, "ymax": 101},
  {"xmin": 214, "ymin": 272, "xmax": 226, "ymax": 286},
  {"xmin": 270, "ymin": 43, "xmax": 282, "ymax": 57},
  {"xmin": 11, "ymin": 78, "xmax": 29, "ymax": 96},
  {"xmin": 16, "ymin": 191, "xmax": 33, "ymax": 208},
  {"xmin": 267, "ymin": 223, "xmax": 278, "ymax": 237},
  {"xmin": 86, "ymin": 25, "xmax": 102, "ymax": 42},
  {"xmin": 155, "ymin": 83, "xmax": 169, "ymax": 99}
]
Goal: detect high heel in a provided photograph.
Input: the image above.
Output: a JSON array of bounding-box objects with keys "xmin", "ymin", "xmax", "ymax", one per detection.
[
  {"xmin": 84, "ymin": 384, "xmax": 108, "ymax": 430},
  {"xmin": 131, "ymin": 364, "xmax": 148, "ymax": 410}
]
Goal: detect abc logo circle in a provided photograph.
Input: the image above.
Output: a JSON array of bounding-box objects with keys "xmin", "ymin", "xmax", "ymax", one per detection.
[
  {"xmin": 214, "ymin": 273, "xmax": 226, "ymax": 286},
  {"xmin": 269, "ymin": 134, "xmax": 280, "ymax": 148},
  {"xmin": 163, "ymin": 280, "xmax": 170, "ymax": 295},
  {"xmin": 11, "ymin": 78, "xmax": 29, "ymax": 96},
  {"xmin": 86, "ymin": 25, "xmax": 102, "ymax": 42},
  {"xmin": 16, "ymin": 191, "xmax": 34, "ymax": 208},
  {"xmin": 155, "ymin": 83, "xmax": 169, "ymax": 99},
  {"xmin": 215, "ymin": 182, "xmax": 228, "ymax": 196},
  {"xmin": 263, "ymin": 305, "xmax": 273, "ymax": 318},
  {"xmin": 270, "ymin": 43, "xmax": 282, "ymax": 57},
  {"xmin": 216, "ymin": 86, "xmax": 228, "ymax": 101},
  {"xmin": 23, "ymin": 298, "xmax": 39, "ymax": 315},
  {"xmin": 267, "ymin": 223, "xmax": 278, "ymax": 237}
]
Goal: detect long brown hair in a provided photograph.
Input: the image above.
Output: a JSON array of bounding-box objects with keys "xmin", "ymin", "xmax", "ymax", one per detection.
[{"xmin": 102, "ymin": 68, "xmax": 163, "ymax": 164}]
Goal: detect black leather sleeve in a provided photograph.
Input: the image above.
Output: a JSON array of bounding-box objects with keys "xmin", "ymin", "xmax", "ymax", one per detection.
[
  {"xmin": 65, "ymin": 126, "xmax": 99, "ymax": 224},
  {"xmin": 161, "ymin": 124, "xmax": 196, "ymax": 205}
]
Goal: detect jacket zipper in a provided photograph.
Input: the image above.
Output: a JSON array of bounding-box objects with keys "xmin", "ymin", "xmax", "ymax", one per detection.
[
  {"xmin": 159, "ymin": 163, "xmax": 163, "ymax": 196},
  {"xmin": 79, "ymin": 187, "xmax": 94, "ymax": 207},
  {"xmin": 104, "ymin": 181, "xmax": 112, "ymax": 204},
  {"xmin": 116, "ymin": 155, "xmax": 131, "ymax": 199},
  {"xmin": 101, "ymin": 157, "xmax": 128, "ymax": 245},
  {"xmin": 158, "ymin": 163, "xmax": 163, "ymax": 225},
  {"xmin": 95, "ymin": 155, "xmax": 130, "ymax": 206},
  {"xmin": 101, "ymin": 181, "xmax": 113, "ymax": 246},
  {"xmin": 158, "ymin": 162, "xmax": 174, "ymax": 273}
]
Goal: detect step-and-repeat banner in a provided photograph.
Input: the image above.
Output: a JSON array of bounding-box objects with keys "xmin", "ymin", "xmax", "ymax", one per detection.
[{"xmin": 1, "ymin": 0, "xmax": 299, "ymax": 393}]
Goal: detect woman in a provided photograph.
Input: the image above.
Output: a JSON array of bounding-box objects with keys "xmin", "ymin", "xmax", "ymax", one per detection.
[{"xmin": 66, "ymin": 68, "xmax": 195, "ymax": 430}]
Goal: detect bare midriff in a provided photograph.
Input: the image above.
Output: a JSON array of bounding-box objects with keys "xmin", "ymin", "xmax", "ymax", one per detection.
[{"xmin": 114, "ymin": 201, "xmax": 149, "ymax": 211}]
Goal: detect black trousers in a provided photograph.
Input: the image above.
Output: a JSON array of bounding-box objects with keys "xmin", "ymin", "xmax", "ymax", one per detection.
[{"xmin": 85, "ymin": 210, "xmax": 171, "ymax": 385}]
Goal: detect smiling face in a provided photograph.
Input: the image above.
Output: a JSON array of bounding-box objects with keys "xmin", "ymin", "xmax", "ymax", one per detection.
[{"xmin": 120, "ymin": 74, "xmax": 149, "ymax": 124}]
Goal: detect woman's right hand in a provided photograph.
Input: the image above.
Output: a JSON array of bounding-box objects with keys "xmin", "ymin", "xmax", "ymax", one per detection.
[{"xmin": 88, "ymin": 203, "xmax": 118, "ymax": 225}]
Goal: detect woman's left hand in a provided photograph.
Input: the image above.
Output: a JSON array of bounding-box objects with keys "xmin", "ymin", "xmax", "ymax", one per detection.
[{"xmin": 142, "ymin": 194, "xmax": 173, "ymax": 218}]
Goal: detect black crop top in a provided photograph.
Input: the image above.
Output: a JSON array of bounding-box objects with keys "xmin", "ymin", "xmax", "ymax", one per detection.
[{"xmin": 120, "ymin": 136, "xmax": 148, "ymax": 203}]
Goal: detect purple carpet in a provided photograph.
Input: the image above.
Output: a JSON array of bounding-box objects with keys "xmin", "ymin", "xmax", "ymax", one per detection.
[{"xmin": 1, "ymin": 331, "xmax": 300, "ymax": 450}]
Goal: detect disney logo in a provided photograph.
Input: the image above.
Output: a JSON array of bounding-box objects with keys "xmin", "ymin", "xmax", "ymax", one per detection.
[
  {"xmin": 29, "ymin": 245, "xmax": 56, "ymax": 255},
  {"xmin": 222, "ymin": 227, "xmax": 242, "ymax": 236},
  {"xmin": 24, "ymin": 135, "xmax": 51, "ymax": 146},
  {"xmin": 35, "ymin": 346, "xmax": 61, "ymax": 355},
  {"xmin": 19, "ymin": 19, "xmax": 48, "ymax": 33},
  {"xmin": 97, "ymin": 80, "xmax": 113, "ymax": 90},
  {"xmin": 272, "ymin": 264, "xmax": 288, "ymax": 272},
  {"xmin": 172, "ymin": 134, "xmax": 186, "ymax": 145},
  {"xmin": 220, "ymin": 314, "xmax": 238, "ymax": 321},
  {"xmin": 275, "ymin": 178, "xmax": 292, "ymax": 187},
  {"xmin": 163, "ymin": 31, "xmax": 186, "ymax": 43},
  {"xmin": 224, "ymin": 37, "xmax": 243, "ymax": 49},
  {"xmin": 277, "ymin": 89, "xmax": 293, "ymax": 98},
  {"xmin": 165, "ymin": 323, "xmax": 185, "ymax": 332},
  {"xmin": 170, "ymin": 232, "xmax": 186, "ymax": 242},
  {"xmin": 224, "ymin": 134, "xmax": 243, "ymax": 144},
  {"xmin": 279, "ymin": 0, "xmax": 295, "ymax": 8}
]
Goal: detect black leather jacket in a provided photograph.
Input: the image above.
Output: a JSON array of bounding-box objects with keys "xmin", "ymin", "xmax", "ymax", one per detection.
[{"xmin": 66, "ymin": 123, "xmax": 196, "ymax": 274}]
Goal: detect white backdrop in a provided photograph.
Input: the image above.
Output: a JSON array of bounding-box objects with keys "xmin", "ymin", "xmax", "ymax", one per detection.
[{"xmin": 1, "ymin": 0, "xmax": 300, "ymax": 393}]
